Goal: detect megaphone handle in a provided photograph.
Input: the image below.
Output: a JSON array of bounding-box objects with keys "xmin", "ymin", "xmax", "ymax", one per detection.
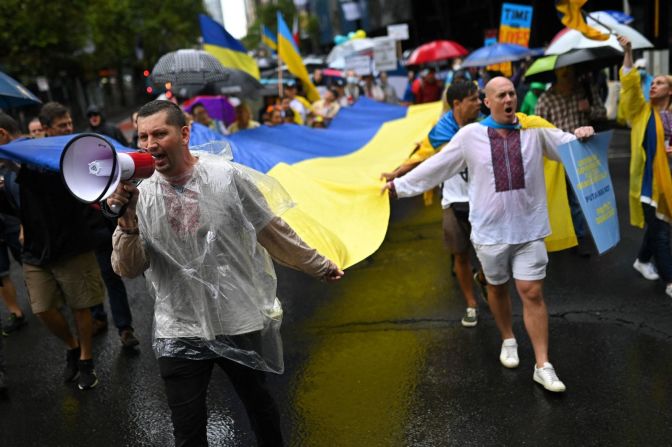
[{"xmin": 99, "ymin": 199, "xmax": 128, "ymax": 219}]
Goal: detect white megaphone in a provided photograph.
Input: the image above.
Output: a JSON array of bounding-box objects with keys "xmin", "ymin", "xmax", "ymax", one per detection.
[{"xmin": 60, "ymin": 134, "xmax": 155, "ymax": 213}]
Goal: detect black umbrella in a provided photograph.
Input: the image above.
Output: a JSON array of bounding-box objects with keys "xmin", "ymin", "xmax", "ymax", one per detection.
[
  {"xmin": 524, "ymin": 47, "xmax": 623, "ymax": 82},
  {"xmin": 151, "ymin": 49, "xmax": 262, "ymax": 99},
  {"xmin": 212, "ymin": 69, "xmax": 263, "ymax": 100}
]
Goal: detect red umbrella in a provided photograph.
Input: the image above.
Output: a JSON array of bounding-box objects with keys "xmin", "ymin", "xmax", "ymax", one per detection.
[{"xmin": 406, "ymin": 40, "xmax": 468, "ymax": 65}]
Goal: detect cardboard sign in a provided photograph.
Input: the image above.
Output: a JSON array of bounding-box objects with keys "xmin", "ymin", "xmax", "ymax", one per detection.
[
  {"xmin": 345, "ymin": 55, "xmax": 372, "ymax": 76},
  {"xmin": 499, "ymin": 2, "xmax": 533, "ymax": 47},
  {"xmin": 558, "ymin": 131, "xmax": 620, "ymax": 255},
  {"xmin": 387, "ymin": 23, "xmax": 409, "ymax": 41},
  {"xmin": 373, "ymin": 37, "xmax": 398, "ymax": 72}
]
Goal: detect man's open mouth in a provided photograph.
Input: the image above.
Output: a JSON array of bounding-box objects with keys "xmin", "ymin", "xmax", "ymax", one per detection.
[{"xmin": 505, "ymin": 107, "xmax": 513, "ymax": 113}]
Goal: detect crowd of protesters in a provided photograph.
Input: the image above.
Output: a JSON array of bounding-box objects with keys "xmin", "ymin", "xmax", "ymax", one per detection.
[{"xmin": 0, "ymin": 35, "xmax": 671, "ymax": 444}]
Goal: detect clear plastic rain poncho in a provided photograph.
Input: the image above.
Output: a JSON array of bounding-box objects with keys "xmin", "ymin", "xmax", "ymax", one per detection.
[{"xmin": 135, "ymin": 141, "xmax": 295, "ymax": 373}]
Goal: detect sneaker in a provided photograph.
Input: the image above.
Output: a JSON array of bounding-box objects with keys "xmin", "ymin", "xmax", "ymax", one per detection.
[
  {"xmin": 3, "ymin": 313, "xmax": 27, "ymax": 334},
  {"xmin": 500, "ymin": 338, "xmax": 519, "ymax": 368},
  {"xmin": 473, "ymin": 272, "xmax": 488, "ymax": 303},
  {"xmin": 665, "ymin": 284, "xmax": 672, "ymax": 299},
  {"xmin": 63, "ymin": 347, "xmax": 81, "ymax": 383},
  {"xmin": 533, "ymin": 362, "xmax": 566, "ymax": 392},
  {"xmin": 120, "ymin": 329, "xmax": 139, "ymax": 348},
  {"xmin": 461, "ymin": 307, "xmax": 478, "ymax": 327},
  {"xmin": 633, "ymin": 259, "xmax": 659, "ymax": 281},
  {"xmin": 92, "ymin": 319, "xmax": 108, "ymax": 337},
  {"xmin": 77, "ymin": 359, "xmax": 99, "ymax": 390}
]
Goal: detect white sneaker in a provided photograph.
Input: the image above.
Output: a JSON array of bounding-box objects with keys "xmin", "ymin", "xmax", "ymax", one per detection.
[
  {"xmin": 633, "ymin": 259, "xmax": 659, "ymax": 281},
  {"xmin": 499, "ymin": 338, "xmax": 519, "ymax": 368},
  {"xmin": 665, "ymin": 284, "xmax": 672, "ymax": 299},
  {"xmin": 533, "ymin": 362, "xmax": 566, "ymax": 392}
]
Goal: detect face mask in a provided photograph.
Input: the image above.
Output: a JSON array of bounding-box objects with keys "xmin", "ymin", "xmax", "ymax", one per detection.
[{"xmin": 347, "ymin": 77, "xmax": 358, "ymax": 85}]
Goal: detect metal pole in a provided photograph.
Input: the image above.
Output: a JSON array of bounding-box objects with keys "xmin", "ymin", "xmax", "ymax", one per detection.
[{"xmin": 278, "ymin": 61, "xmax": 284, "ymax": 98}]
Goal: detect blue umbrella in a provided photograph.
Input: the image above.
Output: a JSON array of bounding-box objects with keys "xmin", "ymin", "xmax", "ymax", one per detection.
[
  {"xmin": 461, "ymin": 43, "xmax": 532, "ymax": 68},
  {"xmin": 0, "ymin": 71, "xmax": 42, "ymax": 109}
]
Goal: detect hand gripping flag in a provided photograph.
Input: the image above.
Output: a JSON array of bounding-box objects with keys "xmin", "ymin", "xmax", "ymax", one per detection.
[
  {"xmin": 555, "ymin": 0, "xmax": 610, "ymax": 41},
  {"xmin": 277, "ymin": 12, "xmax": 320, "ymax": 102},
  {"xmin": 199, "ymin": 14, "xmax": 260, "ymax": 80}
]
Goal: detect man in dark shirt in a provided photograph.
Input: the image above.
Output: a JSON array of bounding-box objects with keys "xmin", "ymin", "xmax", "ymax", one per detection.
[{"xmin": 20, "ymin": 102, "xmax": 106, "ymax": 390}]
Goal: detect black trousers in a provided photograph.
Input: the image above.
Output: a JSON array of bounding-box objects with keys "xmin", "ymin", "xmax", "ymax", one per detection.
[{"xmin": 158, "ymin": 356, "xmax": 284, "ymax": 447}]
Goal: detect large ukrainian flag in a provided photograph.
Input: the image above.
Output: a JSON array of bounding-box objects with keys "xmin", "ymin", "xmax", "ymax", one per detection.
[
  {"xmin": 199, "ymin": 14, "xmax": 260, "ymax": 80},
  {"xmin": 0, "ymin": 101, "xmax": 576, "ymax": 269},
  {"xmin": 276, "ymin": 12, "xmax": 320, "ymax": 102}
]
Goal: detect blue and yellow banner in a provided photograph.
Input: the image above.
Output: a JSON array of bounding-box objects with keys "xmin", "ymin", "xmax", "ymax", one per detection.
[
  {"xmin": 558, "ymin": 131, "xmax": 619, "ymax": 254},
  {"xmin": 0, "ymin": 101, "xmax": 579, "ymax": 268},
  {"xmin": 261, "ymin": 25, "xmax": 278, "ymax": 52},
  {"xmin": 199, "ymin": 14, "xmax": 260, "ymax": 80},
  {"xmin": 277, "ymin": 12, "xmax": 320, "ymax": 102}
]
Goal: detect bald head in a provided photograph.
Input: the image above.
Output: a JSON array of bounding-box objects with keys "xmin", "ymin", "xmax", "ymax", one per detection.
[
  {"xmin": 484, "ymin": 77, "xmax": 514, "ymax": 98},
  {"xmin": 483, "ymin": 77, "xmax": 518, "ymax": 124}
]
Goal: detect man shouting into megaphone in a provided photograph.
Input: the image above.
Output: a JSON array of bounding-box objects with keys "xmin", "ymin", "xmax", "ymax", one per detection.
[{"xmin": 108, "ymin": 100, "xmax": 343, "ymax": 447}]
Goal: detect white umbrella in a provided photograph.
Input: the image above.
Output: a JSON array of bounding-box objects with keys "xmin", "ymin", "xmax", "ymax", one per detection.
[
  {"xmin": 327, "ymin": 39, "xmax": 374, "ymax": 64},
  {"xmin": 545, "ymin": 15, "xmax": 653, "ymax": 55}
]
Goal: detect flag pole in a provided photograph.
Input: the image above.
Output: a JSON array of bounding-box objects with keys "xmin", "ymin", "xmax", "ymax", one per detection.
[{"xmin": 278, "ymin": 59, "xmax": 284, "ymax": 98}]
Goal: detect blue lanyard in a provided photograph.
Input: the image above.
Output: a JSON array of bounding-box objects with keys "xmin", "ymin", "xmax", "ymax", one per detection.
[{"xmin": 479, "ymin": 115, "xmax": 521, "ymax": 130}]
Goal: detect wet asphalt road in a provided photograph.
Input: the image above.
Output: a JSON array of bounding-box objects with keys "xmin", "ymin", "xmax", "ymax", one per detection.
[{"xmin": 0, "ymin": 130, "xmax": 671, "ymax": 446}]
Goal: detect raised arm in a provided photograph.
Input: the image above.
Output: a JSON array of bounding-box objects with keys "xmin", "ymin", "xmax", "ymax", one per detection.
[{"xmin": 618, "ymin": 35, "xmax": 647, "ymax": 123}]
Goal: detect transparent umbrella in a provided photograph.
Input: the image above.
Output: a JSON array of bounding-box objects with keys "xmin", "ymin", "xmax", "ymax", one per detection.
[
  {"xmin": 327, "ymin": 39, "xmax": 374, "ymax": 65},
  {"xmin": 151, "ymin": 49, "xmax": 261, "ymax": 99}
]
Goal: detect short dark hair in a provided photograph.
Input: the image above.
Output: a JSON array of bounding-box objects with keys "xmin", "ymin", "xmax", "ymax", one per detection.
[
  {"xmin": 0, "ymin": 112, "xmax": 20, "ymax": 136},
  {"xmin": 39, "ymin": 102, "xmax": 70, "ymax": 127},
  {"xmin": 445, "ymin": 81, "xmax": 478, "ymax": 108},
  {"xmin": 137, "ymin": 100, "xmax": 186, "ymax": 128},
  {"xmin": 191, "ymin": 102, "xmax": 205, "ymax": 112}
]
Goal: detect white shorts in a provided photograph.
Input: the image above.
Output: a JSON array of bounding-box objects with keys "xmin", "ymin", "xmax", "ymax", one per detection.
[{"xmin": 473, "ymin": 239, "xmax": 548, "ymax": 285}]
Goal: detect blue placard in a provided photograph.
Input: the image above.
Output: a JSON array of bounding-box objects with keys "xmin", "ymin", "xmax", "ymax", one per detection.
[
  {"xmin": 501, "ymin": 3, "xmax": 534, "ymax": 28},
  {"xmin": 557, "ymin": 131, "xmax": 619, "ymax": 255}
]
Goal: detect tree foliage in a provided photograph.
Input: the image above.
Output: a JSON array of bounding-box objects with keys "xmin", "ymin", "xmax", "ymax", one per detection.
[
  {"xmin": 0, "ymin": 0, "xmax": 206, "ymax": 78},
  {"xmin": 242, "ymin": 1, "xmax": 321, "ymax": 53}
]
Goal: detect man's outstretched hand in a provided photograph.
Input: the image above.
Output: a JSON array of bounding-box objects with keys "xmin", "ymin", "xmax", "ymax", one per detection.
[{"xmin": 322, "ymin": 261, "xmax": 345, "ymax": 282}]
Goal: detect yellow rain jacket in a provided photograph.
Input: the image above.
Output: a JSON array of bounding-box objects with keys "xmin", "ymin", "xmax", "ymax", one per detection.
[{"xmin": 619, "ymin": 67, "xmax": 672, "ymax": 227}]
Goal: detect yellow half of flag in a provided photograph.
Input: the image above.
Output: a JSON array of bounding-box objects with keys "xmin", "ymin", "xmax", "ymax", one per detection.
[{"xmin": 555, "ymin": 0, "xmax": 610, "ymax": 41}]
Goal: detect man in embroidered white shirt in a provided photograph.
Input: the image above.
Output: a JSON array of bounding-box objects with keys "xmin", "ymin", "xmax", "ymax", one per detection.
[{"xmin": 383, "ymin": 77, "xmax": 595, "ymax": 392}]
